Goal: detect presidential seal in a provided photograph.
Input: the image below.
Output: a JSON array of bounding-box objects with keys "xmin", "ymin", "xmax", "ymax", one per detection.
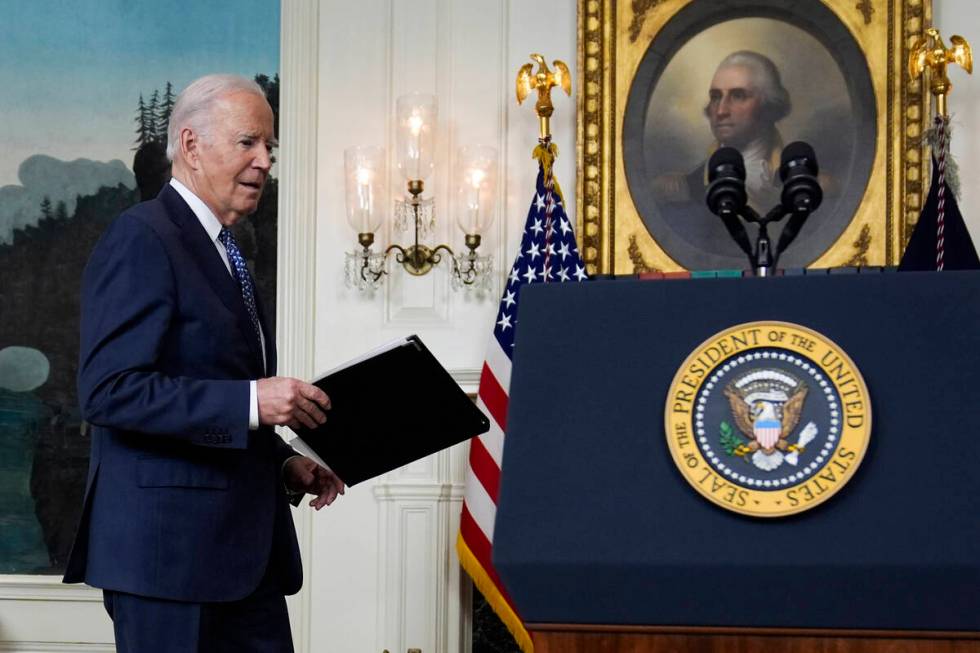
[{"xmin": 664, "ymin": 321, "xmax": 871, "ymax": 517}]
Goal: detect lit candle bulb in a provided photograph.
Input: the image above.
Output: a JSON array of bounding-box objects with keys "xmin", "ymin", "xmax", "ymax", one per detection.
[
  {"xmin": 467, "ymin": 168, "xmax": 485, "ymax": 231},
  {"xmin": 455, "ymin": 145, "xmax": 497, "ymax": 238},
  {"xmin": 344, "ymin": 145, "xmax": 385, "ymax": 239},
  {"xmin": 355, "ymin": 167, "xmax": 373, "ymax": 231},
  {"xmin": 408, "ymin": 112, "xmax": 424, "ymax": 180}
]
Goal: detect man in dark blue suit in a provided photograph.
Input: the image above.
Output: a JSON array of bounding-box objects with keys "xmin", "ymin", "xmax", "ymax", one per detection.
[{"xmin": 63, "ymin": 74, "xmax": 343, "ymax": 652}]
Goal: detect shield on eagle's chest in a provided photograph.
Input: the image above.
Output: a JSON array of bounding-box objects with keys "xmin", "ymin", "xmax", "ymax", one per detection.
[{"xmin": 754, "ymin": 418, "xmax": 781, "ymax": 450}]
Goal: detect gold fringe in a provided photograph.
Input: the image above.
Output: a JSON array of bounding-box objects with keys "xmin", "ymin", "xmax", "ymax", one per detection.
[
  {"xmin": 532, "ymin": 142, "xmax": 565, "ymax": 206},
  {"xmin": 456, "ymin": 533, "xmax": 534, "ymax": 653}
]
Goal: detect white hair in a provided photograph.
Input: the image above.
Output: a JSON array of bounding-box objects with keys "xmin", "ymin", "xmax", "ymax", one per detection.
[
  {"xmin": 706, "ymin": 51, "xmax": 792, "ymax": 124},
  {"xmin": 166, "ymin": 74, "xmax": 267, "ymax": 161}
]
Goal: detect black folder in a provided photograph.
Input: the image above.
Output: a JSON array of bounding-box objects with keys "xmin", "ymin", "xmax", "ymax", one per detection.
[{"xmin": 290, "ymin": 335, "xmax": 490, "ymax": 486}]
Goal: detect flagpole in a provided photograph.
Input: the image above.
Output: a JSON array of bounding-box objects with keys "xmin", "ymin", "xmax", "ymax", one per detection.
[
  {"xmin": 513, "ymin": 51, "xmax": 575, "ymax": 279},
  {"xmin": 908, "ymin": 28, "xmax": 973, "ymax": 270},
  {"xmin": 935, "ymin": 115, "xmax": 949, "ymax": 270},
  {"xmin": 516, "ymin": 53, "xmax": 572, "ymax": 143},
  {"xmin": 457, "ymin": 54, "xmax": 585, "ymax": 653}
]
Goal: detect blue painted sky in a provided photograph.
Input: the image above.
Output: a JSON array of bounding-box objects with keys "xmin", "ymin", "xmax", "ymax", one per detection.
[{"xmin": 0, "ymin": 0, "xmax": 280, "ymax": 187}]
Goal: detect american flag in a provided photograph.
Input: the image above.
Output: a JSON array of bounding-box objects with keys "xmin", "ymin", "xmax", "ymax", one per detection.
[{"xmin": 456, "ymin": 140, "xmax": 587, "ymax": 652}]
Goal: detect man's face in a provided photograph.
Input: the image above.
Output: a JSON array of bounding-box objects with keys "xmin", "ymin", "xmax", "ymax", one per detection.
[
  {"xmin": 706, "ymin": 65, "xmax": 764, "ymax": 149},
  {"xmin": 191, "ymin": 91, "xmax": 276, "ymax": 225}
]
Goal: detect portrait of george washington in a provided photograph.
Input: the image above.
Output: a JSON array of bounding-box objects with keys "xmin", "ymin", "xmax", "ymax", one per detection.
[{"xmin": 622, "ymin": 12, "xmax": 876, "ymax": 271}]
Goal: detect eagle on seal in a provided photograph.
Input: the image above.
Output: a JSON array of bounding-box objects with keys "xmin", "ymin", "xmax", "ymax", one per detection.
[{"xmin": 724, "ymin": 380, "xmax": 808, "ymax": 454}]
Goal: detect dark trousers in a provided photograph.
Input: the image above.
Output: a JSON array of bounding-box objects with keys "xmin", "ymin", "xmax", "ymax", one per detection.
[{"xmin": 102, "ymin": 570, "xmax": 293, "ymax": 653}]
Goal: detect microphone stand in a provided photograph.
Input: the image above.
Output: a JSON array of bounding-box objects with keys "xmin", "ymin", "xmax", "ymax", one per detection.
[
  {"xmin": 734, "ymin": 205, "xmax": 788, "ymax": 277},
  {"xmin": 706, "ymin": 143, "xmax": 821, "ymax": 277}
]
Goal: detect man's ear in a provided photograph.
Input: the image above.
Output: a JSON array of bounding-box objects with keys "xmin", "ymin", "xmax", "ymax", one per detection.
[{"xmin": 178, "ymin": 127, "xmax": 200, "ymax": 169}]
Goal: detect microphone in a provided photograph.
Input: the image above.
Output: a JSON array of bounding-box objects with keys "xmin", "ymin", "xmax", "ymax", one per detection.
[
  {"xmin": 775, "ymin": 142, "xmax": 823, "ymax": 258},
  {"xmin": 706, "ymin": 147, "xmax": 746, "ymax": 214},
  {"xmin": 706, "ymin": 147, "xmax": 753, "ymax": 256},
  {"xmin": 779, "ymin": 141, "xmax": 822, "ymax": 212}
]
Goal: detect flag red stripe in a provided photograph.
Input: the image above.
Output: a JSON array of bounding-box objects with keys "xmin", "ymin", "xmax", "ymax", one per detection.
[
  {"xmin": 460, "ymin": 505, "xmax": 519, "ymax": 609},
  {"xmin": 459, "ymin": 504, "xmax": 493, "ymax": 570},
  {"xmin": 479, "ymin": 362, "xmax": 509, "ymax": 430},
  {"xmin": 467, "ymin": 436, "xmax": 501, "ymax": 502}
]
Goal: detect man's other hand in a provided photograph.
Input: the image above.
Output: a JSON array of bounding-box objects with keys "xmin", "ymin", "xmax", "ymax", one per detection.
[
  {"xmin": 257, "ymin": 377, "xmax": 330, "ymax": 430},
  {"xmin": 284, "ymin": 456, "xmax": 346, "ymax": 510}
]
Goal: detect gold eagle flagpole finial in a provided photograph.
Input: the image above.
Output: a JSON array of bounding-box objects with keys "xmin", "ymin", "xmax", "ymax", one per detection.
[
  {"xmin": 516, "ymin": 53, "xmax": 571, "ymax": 140},
  {"xmin": 909, "ymin": 27, "xmax": 973, "ymax": 118}
]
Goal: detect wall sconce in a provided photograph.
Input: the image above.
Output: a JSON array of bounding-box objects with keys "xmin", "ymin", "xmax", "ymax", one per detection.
[{"xmin": 344, "ymin": 93, "xmax": 496, "ymax": 292}]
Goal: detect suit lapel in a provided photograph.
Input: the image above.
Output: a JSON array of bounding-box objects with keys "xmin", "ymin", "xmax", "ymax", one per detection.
[
  {"xmin": 254, "ymin": 289, "xmax": 277, "ymax": 376},
  {"xmin": 159, "ymin": 185, "xmax": 266, "ymax": 370}
]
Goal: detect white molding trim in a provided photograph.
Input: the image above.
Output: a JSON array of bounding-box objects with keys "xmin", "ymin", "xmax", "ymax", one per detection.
[
  {"xmin": 373, "ymin": 482, "xmax": 465, "ymax": 502},
  {"xmin": 0, "ymin": 578, "xmax": 101, "ymax": 603},
  {"xmin": 450, "ymin": 367, "xmax": 482, "ymax": 394},
  {"xmin": 384, "ymin": 0, "xmax": 452, "ymax": 325},
  {"xmin": 496, "ymin": 1, "xmax": 512, "ymax": 297},
  {"xmin": 278, "ymin": 2, "xmax": 320, "ymax": 653}
]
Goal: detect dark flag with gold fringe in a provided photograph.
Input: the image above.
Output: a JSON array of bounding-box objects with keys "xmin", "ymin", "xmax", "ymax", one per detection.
[
  {"xmin": 904, "ymin": 30, "xmax": 976, "ymax": 270},
  {"xmin": 899, "ymin": 154, "xmax": 980, "ymax": 271}
]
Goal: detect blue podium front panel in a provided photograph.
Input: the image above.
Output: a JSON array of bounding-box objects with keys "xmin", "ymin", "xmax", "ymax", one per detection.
[{"xmin": 493, "ymin": 271, "xmax": 980, "ymax": 630}]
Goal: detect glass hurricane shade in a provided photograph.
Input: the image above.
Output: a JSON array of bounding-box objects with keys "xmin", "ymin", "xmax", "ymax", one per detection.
[
  {"xmin": 395, "ymin": 93, "xmax": 437, "ymax": 181},
  {"xmin": 344, "ymin": 146, "xmax": 386, "ymax": 235},
  {"xmin": 454, "ymin": 145, "xmax": 497, "ymax": 236}
]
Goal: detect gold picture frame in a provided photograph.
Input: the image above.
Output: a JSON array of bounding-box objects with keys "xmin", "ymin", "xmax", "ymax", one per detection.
[{"xmin": 576, "ymin": 0, "xmax": 932, "ymax": 274}]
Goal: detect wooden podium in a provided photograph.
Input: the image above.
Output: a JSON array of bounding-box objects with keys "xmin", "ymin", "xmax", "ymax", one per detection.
[{"xmin": 492, "ymin": 272, "xmax": 980, "ymax": 652}]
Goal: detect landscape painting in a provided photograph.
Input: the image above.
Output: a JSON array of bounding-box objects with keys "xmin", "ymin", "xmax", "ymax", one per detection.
[{"xmin": 0, "ymin": 0, "xmax": 281, "ymax": 574}]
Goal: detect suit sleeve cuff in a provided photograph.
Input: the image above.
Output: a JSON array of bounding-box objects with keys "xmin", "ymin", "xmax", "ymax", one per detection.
[
  {"xmin": 283, "ymin": 455, "xmax": 305, "ymax": 506},
  {"xmin": 249, "ymin": 380, "xmax": 259, "ymax": 430}
]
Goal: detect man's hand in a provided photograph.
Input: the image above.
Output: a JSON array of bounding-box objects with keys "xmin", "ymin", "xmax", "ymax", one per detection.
[
  {"xmin": 257, "ymin": 377, "xmax": 330, "ymax": 430},
  {"xmin": 284, "ymin": 456, "xmax": 346, "ymax": 510}
]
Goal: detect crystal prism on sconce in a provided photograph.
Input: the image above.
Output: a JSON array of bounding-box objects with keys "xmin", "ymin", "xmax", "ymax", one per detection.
[
  {"xmin": 393, "ymin": 194, "xmax": 434, "ymax": 239},
  {"xmin": 344, "ymin": 93, "xmax": 495, "ymax": 292}
]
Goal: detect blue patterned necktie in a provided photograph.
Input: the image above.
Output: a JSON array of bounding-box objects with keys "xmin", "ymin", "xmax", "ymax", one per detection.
[{"xmin": 218, "ymin": 227, "xmax": 263, "ymax": 347}]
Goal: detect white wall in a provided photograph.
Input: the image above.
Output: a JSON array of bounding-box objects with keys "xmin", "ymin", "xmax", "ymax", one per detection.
[{"xmin": 285, "ymin": 1, "xmax": 575, "ymax": 652}]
